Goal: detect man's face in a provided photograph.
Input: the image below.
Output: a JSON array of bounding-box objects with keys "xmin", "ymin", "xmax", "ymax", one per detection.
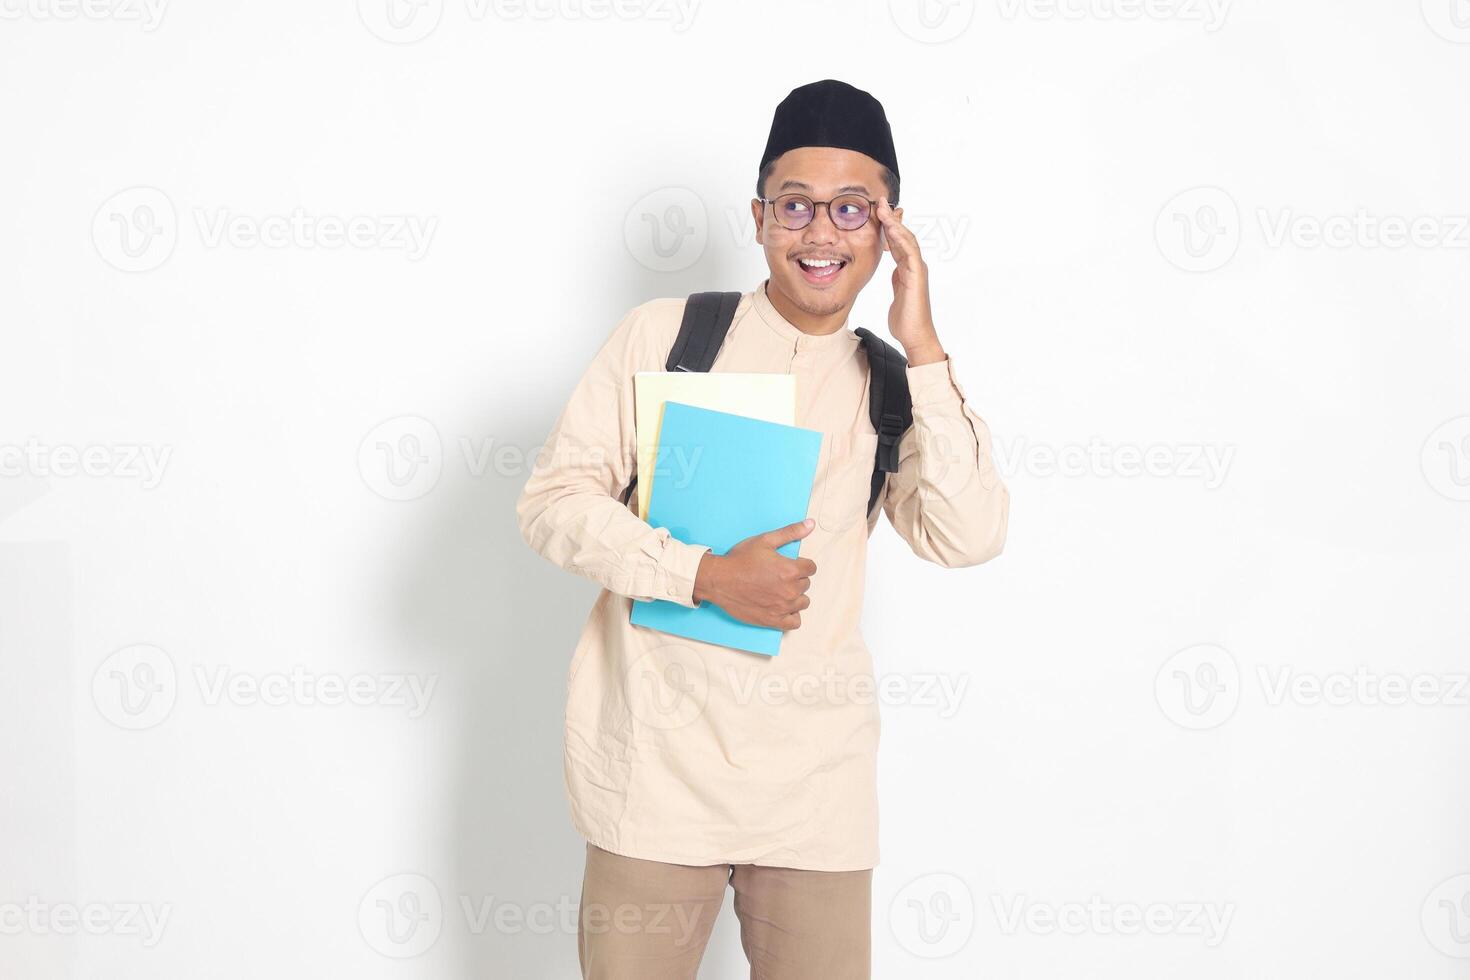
[{"xmin": 751, "ymin": 146, "xmax": 901, "ymax": 321}]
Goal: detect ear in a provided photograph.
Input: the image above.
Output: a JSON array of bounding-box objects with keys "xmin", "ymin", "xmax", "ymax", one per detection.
[{"xmin": 750, "ymin": 199, "xmax": 764, "ymax": 245}]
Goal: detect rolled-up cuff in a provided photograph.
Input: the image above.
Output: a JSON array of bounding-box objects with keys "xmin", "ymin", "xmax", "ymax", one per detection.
[
  {"xmin": 641, "ymin": 532, "xmax": 712, "ymax": 608},
  {"xmin": 906, "ymin": 354, "xmax": 967, "ymax": 409}
]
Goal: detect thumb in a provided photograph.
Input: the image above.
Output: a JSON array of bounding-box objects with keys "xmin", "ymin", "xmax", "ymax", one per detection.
[{"xmin": 762, "ymin": 517, "xmax": 815, "ymax": 548}]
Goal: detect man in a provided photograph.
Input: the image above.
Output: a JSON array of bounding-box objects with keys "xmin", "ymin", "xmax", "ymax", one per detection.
[{"xmin": 515, "ymin": 79, "xmax": 1009, "ymax": 980}]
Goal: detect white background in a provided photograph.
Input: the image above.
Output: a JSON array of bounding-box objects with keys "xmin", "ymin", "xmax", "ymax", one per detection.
[{"xmin": 3, "ymin": 0, "xmax": 1469, "ymax": 977}]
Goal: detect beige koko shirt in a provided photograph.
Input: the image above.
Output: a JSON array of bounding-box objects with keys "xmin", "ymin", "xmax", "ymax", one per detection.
[{"xmin": 516, "ymin": 279, "xmax": 1009, "ymax": 872}]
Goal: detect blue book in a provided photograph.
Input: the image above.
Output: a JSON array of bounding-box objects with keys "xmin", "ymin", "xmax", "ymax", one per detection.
[{"xmin": 630, "ymin": 401, "xmax": 823, "ymax": 656}]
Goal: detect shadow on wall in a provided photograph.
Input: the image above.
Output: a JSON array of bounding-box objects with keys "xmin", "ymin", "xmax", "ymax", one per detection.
[{"xmin": 391, "ymin": 267, "xmax": 752, "ymax": 978}]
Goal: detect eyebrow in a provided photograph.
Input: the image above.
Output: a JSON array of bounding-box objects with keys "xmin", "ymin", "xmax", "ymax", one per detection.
[{"xmin": 776, "ymin": 179, "xmax": 872, "ymax": 196}]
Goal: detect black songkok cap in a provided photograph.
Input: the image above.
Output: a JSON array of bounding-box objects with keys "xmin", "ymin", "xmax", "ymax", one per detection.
[{"xmin": 759, "ymin": 79, "xmax": 900, "ymax": 203}]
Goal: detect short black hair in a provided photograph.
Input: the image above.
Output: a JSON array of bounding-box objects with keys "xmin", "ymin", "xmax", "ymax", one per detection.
[{"xmin": 756, "ymin": 160, "xmax": 899, "ymax": 208}]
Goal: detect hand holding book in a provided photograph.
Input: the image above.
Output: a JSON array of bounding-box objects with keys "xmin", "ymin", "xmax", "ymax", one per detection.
[{"xmin": 692, "ymin": 518, "xmax": 817, "ymax": 631}]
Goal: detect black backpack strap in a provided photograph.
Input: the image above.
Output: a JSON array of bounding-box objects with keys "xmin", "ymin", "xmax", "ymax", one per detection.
[
  {"xmin": 619, "ymin": 291, "xmax": 743, "ymax": 508},
  {"xmin": 665, "ymin": 291, "xmax": 743, "ymax": 372},
  {"xmin": 855, "ymin": 327, "xmax": 914, "ymax": 519}
]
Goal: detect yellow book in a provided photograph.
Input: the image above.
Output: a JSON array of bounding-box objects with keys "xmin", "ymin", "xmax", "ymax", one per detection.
[{"xmin": 633, "ymin": 372, "xmax": 797, "ymax": 521}]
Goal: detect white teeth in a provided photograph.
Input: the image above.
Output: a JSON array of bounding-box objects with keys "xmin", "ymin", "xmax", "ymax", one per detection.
[{"xmin": 799, "ymin": 258, "xmax": 841, "ymax": 268}]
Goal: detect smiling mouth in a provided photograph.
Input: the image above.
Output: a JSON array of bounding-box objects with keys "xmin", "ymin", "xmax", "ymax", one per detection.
[{"xmin": 795, "ymin": 256, "xmax": 847, "ymax": 284}]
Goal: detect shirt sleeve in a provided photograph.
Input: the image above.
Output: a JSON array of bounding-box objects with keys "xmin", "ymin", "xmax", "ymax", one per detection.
[
  {"xmin": 515, "ymin": 303, "xmax": 713, "ymax": 607},
  {"xmin": 881, "ymin": 353, "xmax": 1009, "ymax": 567}
]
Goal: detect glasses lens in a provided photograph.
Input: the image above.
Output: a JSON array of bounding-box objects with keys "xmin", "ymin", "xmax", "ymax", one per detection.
[
  {"xmin": 831, "ymin": 195, "xmax": 871, "ymax": 230},
  {"xmin": 773, "ymin": 194, "xmax": 814, "ymax": 229}
]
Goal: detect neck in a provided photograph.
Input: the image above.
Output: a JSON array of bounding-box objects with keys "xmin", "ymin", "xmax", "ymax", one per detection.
[{"xmin": 764, "ymin": 279, "xmax": 851, "ymax": 337}]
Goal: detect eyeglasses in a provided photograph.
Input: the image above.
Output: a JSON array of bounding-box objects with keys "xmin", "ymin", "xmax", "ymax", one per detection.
[{"xmin": 759, "ymin": 193, "xmax": 883, "ymax": 232}]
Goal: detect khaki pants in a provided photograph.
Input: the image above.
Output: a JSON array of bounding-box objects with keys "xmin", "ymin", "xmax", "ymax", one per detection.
[{"xmin": 577, "ymin": 843, "xmax": 872, "ymax": 980}]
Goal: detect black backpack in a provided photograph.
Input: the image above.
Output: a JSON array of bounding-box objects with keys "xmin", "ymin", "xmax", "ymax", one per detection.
[{"xmin": 620, "ymin": 291, "xmax": 914, "ymax": 521}]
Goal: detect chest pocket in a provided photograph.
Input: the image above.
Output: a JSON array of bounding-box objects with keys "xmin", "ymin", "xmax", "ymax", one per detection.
[{"xmin": 817, "ymin": 430, "xmax": 881, "ymax": 533}]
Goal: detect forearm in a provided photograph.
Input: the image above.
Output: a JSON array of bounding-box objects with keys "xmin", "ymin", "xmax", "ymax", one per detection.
[
  {"xmin": 517, "ymin": 479, "xmax": 712, "ymax": 607},
  {"xmin": 885, "ymin": 353, "xmax": 1009, "ymax": 567}
]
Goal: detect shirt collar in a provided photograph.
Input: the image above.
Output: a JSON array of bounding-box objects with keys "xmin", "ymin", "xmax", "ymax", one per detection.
[{"xmin": 751, "ymin": 279, "xmax": 862, "ymax": 350}]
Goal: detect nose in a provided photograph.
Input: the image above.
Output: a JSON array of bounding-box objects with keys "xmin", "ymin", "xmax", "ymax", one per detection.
[{"xmin": 801, "ymin": 203, "xmax": 839, "ymax": 245}]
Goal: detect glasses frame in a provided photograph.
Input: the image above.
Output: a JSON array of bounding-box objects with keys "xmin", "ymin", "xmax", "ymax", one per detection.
[{"xmin": 758, "ymin": 193, "xmax": 887, "ymax": 232}]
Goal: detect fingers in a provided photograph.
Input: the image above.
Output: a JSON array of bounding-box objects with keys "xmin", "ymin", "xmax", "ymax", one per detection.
[
  {"xmin": 783, "ymin": 581, "xmax": 812, "ymax": 616},
  {"xmin": 775, "ymin": 611, "xmax": 802, "ymax": 631},
  {"xmin": 877, "ymin": 197, "xmax": 923, "ymax": 271},
  {"xmin": 768, "ymin": 574, "xmax": 812, "ymax": 630}
]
